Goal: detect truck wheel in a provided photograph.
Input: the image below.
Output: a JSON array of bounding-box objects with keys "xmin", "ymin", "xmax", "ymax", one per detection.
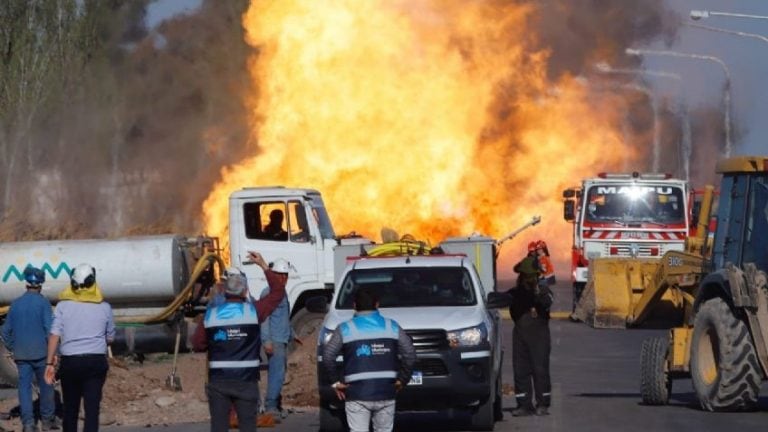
[
  {"xmin": 690, "ymin": 298, "xmax": 761, "ymax": 411},
  {"xmin": 469, "ymin": 393, "xmax": 495, "ymax": 431},
  {"xmin": 493, "ymin": 372, "xmax": 503, "ymax": 421},
  {"xmin": 319, "ymin": 405, "xmax": 347, "ymax": 432},
  {"xmin": 640, "ymin": 336, "xmax": 671, "ymax": 405},
  {"xmin": 572, "ymin": 282, "xmax": 585, "ymax": 313},
  {"xmin": 0, "ymin": 344, "xmax": 18, "ymax": 387},
  {"xmin": 290, "ymin": 307, "xmax": 325, "ymax": 354}
]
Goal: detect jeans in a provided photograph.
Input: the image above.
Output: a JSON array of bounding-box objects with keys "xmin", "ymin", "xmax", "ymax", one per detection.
[
  {"xmin": 345, "ymin": 400, "xmax": 395, "ymax": 432},
  {"xmin": 16, "ymin": 358, "xmax": 55, "ymax": 427},
  {"xmin": 207, "ymin": 379, "xmax": 260, "ymax": 432},
  {"xmin": 264, "ymin": 342, "xmax": 287, "ymax": 411},
  {"xmin": 59, "ymin": 355, "xmax": 108, "ymax": 432}
]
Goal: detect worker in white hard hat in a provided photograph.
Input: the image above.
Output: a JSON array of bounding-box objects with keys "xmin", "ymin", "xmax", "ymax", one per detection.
[
  {"xmin": 258, "ymin": 258, "xmax": 295, "ymax": 424},
  {"xmin": 191, "ymin": 251, "xmax": 287, "ymax": 432},
  {"xmin": 45, "ymin": 263, "xmax": 115, "ymax": 432}
]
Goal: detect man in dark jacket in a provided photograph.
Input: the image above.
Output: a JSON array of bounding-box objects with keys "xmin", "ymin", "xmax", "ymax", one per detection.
[
  {"xmin": 322, "ymin": 287, "xmax": 416, "ymax": 432},
  {"xmin": 1, "ymin": 266, "xmax": 60, "ymax": 432},
  {"xmin": 192, "ymin": 251, "xmax": 287, "ymax": 432},
  {"xmin": 508, "ymin": 243, "xmax": 554, "ymax": 417}
]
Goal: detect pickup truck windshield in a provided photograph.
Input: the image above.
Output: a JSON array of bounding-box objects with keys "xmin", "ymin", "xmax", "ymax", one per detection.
[
  {"xmin": 336, "ymin": 266, "xmax": 477, "ymax": 309},
  {"xmin": 585, "ymin": 184, "xmax": 686, "ymax": 225}
]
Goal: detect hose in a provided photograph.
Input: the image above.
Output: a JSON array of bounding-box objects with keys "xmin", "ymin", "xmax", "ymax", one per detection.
[
  {"xmin": 367, "ymin": 239, "xmax": 431, "ymax": 257},
  {"xmin": 115, "ymin": 251, "xmax": 226, "ymax": 325}
]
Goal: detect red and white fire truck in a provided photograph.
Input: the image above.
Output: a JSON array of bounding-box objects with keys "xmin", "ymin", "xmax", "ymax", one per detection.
[{"xmin": 562, "ymin": 172, "xmax": 690, "ymax": 310}]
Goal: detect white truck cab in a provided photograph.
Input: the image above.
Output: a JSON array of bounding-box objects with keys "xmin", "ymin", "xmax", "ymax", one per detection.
[{"xmin": 228, "ymin": 187, "xmax": 340, "ymax": 335}]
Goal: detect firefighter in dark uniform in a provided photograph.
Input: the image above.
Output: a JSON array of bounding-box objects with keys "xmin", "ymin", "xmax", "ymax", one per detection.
[
  {"xmin": 322, "ymin": 286, "xmax": 416, "ymax": 432},
  {"xmin": 508, "ymin": 241, "xmax": 554, "ymax": 416},
  {"xmin": 192, "ymin": 251, "xmax": 287, "ymax": 432}
]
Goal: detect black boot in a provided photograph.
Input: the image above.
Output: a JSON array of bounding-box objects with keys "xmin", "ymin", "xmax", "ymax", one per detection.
[{"xmin": 512, "ymin": 406, "xmax": 535, "ymax": 417}]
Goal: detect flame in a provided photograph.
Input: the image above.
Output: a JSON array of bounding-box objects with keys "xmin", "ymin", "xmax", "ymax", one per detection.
[{"xmin": 203, "ymin": 1, "xmax": 637, "ymax": 276}]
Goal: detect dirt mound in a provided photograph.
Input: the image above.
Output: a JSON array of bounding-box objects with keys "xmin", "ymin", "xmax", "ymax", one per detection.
[{"xmin": 0, "ymin": 337, "xmax": 319, "ymax": 429}]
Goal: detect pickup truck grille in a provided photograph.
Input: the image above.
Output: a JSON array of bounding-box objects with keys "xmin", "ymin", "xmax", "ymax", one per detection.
[
  {"xmin": 414, "ymin": 358, "xmax": 449, "ymax": 376},
  {"xmin": 406, "ymin": 329, "xmax": 448, "ymax": 352}
]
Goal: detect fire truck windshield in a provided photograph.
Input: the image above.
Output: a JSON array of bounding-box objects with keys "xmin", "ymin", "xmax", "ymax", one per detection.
[{"xmin": 585, "ymin": 184, "xmax": 686, "ymax": 225}]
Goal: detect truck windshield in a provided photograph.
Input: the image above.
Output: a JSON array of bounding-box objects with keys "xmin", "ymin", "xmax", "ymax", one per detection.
[
  {"xmin": 308, "ymin": 193, "xmax": 335, "ymax": 240},
  {"xmin": 336, "ymin": 267, "xmax": 477, "ymax": 309},
  {"xmin": 585, "ymin": 184, "xmax": 686, "ymax": 225}
]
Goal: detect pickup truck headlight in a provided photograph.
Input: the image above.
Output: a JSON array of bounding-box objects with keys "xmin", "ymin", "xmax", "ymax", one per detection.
[
  {"xmin": 317, "ymin": 327, "xmax": 334, "ymax": 346},
  {"xmin": 447, "ymin": 323, "xmax": 488, "ymax": 347}
]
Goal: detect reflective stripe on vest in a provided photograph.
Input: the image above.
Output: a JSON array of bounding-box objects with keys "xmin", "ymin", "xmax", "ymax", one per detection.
[{"xmin": 209, "ymin": 360, "xmax": 260, "ymax": 368}]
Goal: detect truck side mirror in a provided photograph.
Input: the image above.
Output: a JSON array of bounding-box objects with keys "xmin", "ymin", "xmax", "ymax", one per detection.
[
  {"xmin": 564, "ymin": 200, "xmax": 575, "ymax": 222},
  {"xmin": 563, "ymin": 189, "xmax": 576, "ymax": 199},
  {"xmin": 305, "ymin": 295, "xmax": 329, "ymax": 314},
  {"xmin": 486, "ymin": 292, "xmax": 512, "ymax": 309}
]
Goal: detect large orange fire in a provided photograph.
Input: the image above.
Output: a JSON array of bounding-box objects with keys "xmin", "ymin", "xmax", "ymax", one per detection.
[{"xmin": 203, "ymin": 1, "xmax": 637, "ymax": 277}]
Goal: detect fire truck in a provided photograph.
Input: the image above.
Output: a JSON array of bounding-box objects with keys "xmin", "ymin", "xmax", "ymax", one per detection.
[{"xmin": 562, "ymin": 172, "xmax": 690, "ymax": 311}]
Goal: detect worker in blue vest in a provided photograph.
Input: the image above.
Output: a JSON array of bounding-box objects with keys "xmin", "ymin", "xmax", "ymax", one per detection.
[
  {"xmin": 322, "ymin": 287, "xmax": 416, "ymax": 432},
  {"xmin": 192, "ymin": 251, "xmax": 287, "ymax": 432}
]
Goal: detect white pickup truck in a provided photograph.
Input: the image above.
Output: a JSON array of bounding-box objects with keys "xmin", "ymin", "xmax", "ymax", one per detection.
[{"xmin": 310, "ymin": 238, "xmax": 512, "ymax": 431}]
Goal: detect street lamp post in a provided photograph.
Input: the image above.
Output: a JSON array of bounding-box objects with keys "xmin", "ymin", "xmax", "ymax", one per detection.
[
  {"xmin": 685, "ymin": 22, "xmax": 768, "ymax": 46},
  {"xmin": 594, "ymin": 63, "xmax": 691, "ymax": 180},
  {"xmin": 690, "ymin": 10, "xmax": 768, "ymax": 21},
  {"xmin": 625, "ymin": 48, "xmax": 733, "ymax": 158}
]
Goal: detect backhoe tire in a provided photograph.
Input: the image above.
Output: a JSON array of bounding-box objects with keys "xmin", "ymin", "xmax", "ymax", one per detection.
[
  {"xmin": 690, "ymin": 297, "xmax": 761, "ymax": 411},
  {"xmin": 640, "ymin": 336, "xmax": 671, "ymax": 405}
]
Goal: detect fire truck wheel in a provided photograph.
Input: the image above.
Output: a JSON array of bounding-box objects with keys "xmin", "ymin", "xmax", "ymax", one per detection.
[
  {"xmin": 640, "ymin": 336, "xmax": 671, "ymax": 405},
  {"xmin": 690, "ymin": 297, "xmax": 761, "ymax": 411}
]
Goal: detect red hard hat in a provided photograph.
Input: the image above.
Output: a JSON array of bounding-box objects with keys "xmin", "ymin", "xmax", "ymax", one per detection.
[
  {"xmin": 536, "ymin": 240, "xmax": 548, "ymax": 250},
  {"xmin": 528, "ymin": 241, "xmax": 537, "ymax": 252}
]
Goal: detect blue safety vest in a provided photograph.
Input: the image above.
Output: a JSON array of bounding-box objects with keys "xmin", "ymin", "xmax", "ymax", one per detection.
[
  {"xmin": 340, "ymin": 311, "xmax": 400, "ymax": 401},
  {"xmin": 204, "ymin": 300, "xmax": 261, "ymax": 381}
]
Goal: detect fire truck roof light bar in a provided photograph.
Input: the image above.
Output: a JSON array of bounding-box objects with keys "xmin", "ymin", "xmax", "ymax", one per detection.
[{"xmin": 597, "ymin": 172, "xmax": 673, "ymax": 180}]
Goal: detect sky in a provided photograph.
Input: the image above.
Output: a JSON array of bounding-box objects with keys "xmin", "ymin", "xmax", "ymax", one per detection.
[
  {"xmin": 145, "ymin": 0, "xmax": 202, "ymax": 29},
  {"xmin": 647, "ymin": 0, "xmax": 768, "ymax": 155}
]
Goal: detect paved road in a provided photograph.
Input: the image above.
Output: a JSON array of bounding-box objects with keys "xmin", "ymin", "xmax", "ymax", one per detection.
[{"xmin": 7, "ymin": 282, "xmax": 768, "ymax": 431}]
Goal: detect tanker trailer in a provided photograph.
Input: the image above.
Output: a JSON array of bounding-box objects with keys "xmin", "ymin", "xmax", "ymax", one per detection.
[{"xmin": 0, "ymin": 235, "xmax": 223, "ymax": 385}]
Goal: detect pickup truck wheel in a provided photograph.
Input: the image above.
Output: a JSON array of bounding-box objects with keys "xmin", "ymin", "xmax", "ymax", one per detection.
[
  {"xmin": 319, "ymin": 406, "xmax": 347, "ymax": 432},
  {"xmin": 640, "ymin": 336, "xmax": 671, "ymax": 405},
  {"xmin": 493, "ymin": 372, "xmax": 503, "ymax": 421},
  {"xmin": 469, "ymin": 393, "xmax": 495, "ymax": 431},
  {"xmin": 0, "ymin": 344, "xmax": 18, "ymax": 386},
  {"xmin": 290, "ymin": 307, "xmax": 326, "ymax": 355},
  {"xmin": 690, "ymin": 297, "xmax": 761, "ymax": 411}
]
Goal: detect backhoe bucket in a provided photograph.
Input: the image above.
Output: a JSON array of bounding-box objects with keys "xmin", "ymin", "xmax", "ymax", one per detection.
[{"xmin": 573, "ymin": 258, "xmax": 666, "ymax": 328}]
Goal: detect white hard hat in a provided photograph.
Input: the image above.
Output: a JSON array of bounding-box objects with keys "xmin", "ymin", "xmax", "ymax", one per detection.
[
  {"xmin": 269, "ymin": 258, "xmax": 294, "ymax": 275},
  {"xmin": 223, "ymin": 266, "xmax": 244, "ymax": 280},
  {"xmin": 70, "ymin": 263, "xmax": 96, "ymax": 289}
]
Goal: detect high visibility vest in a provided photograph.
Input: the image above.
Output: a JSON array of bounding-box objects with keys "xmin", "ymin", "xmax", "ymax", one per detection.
[
  {"xmin": 340, "ymin": 311, "xmax": 400, "ymax": 401},
  {"xmin": 204, "ymin": 300, "xmax": 261, "ymax": 381}
]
